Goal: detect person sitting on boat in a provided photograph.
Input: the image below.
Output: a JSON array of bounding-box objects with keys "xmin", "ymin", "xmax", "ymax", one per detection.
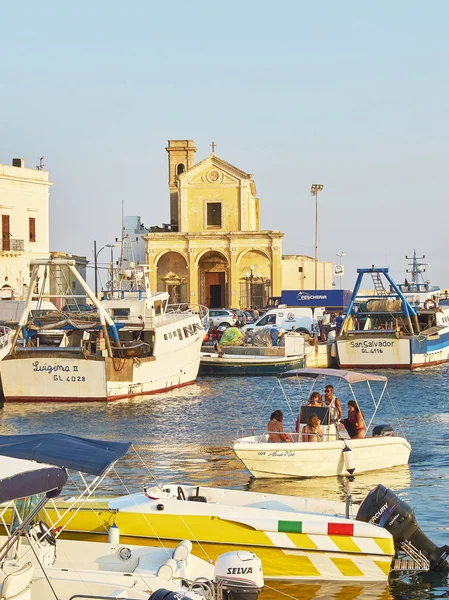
[
  {"xmin": 342, "ymin": 400, "xmax": 366, "ymax": 439},
  {"xmin": 323, "ymin": 385, "xmax": 342, "ymax": 423},
  {"xmin": 267, "ymin": 410, "xmax": 291, "ymax": 443},
  {"xmin": 302, "ymin": 413, "xmax": 323, "ymax": 443},
  {"xmin": 307, "ymin": 392, "xmax": 322, "ymax": 407}
]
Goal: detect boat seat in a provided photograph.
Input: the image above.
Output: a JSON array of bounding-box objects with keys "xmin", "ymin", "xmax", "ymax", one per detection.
[
  {"xmin": 172, "ymin": 539, "xmax": 192, "ymax": 562},
  {"xmin": 0, "ymin": 562, "xmax": 33, "ymax": 600},
  {"xmin": 156, "ymin": 558, "xmax": 177, "ymax": 581}
]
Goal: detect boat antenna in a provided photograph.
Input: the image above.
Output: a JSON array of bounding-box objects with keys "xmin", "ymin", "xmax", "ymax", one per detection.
[{"xmin": 406, "ymin": 250, "xmax": 429, "ymax": 286}]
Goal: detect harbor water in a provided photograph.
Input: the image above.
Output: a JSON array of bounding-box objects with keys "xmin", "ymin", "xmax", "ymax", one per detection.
[{"xmin": 1, "ymin": 366, "xmax": 449, "ymax": 599}]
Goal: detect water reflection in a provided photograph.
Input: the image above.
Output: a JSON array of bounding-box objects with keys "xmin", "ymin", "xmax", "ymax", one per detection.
[
  {"xmin": 261, "ymin": 581, "xmax": 391, "ymax": 600},
  {"xmin": 248, "ymin": 466, "xmax": 412, "ymax": 505}
]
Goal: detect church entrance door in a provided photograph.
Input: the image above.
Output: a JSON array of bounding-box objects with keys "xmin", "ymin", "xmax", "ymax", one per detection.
[{"xmin": 205, "ymin": 272, "xmax": 225, "ymax": 308}]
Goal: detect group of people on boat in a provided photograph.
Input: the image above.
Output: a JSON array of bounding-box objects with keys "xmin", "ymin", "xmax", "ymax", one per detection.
[{"xmin": 267, "ymin": 384, "xmax": 365, "ymax": 443}]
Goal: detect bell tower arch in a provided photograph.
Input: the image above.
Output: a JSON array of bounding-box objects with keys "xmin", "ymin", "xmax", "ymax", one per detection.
[{"xmin": 166, "ymin": 140, "xmax": 197, "ymax": 230}]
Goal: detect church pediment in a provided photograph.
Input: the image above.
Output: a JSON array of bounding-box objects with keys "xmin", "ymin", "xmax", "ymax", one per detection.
[{"xmin": 178, "ymin": 154, "xmax": 252, "ymax": 185}]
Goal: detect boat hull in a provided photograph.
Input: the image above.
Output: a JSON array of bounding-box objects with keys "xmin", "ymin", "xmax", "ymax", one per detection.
[
  {"xmin": 231, "ymin": 436, "xmax": 411, "ymax": 478},
  {"xmin": 336, "ymin": 334, "xmax": 449, "ymax": 369},
  {"xmin": 199, "ymin": 353, "xmax": 304, "ymax": 376},
  {"xmin": 0, "ymin": 334, "xmax": 203, "ymax": 402}
]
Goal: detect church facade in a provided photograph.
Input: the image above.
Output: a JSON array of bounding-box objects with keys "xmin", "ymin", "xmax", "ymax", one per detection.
[{"xmin": 144, "ymin": 140, "xmax": 283, "ymax": 309}]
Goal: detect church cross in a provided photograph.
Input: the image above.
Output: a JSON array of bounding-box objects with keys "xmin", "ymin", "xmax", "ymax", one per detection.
[{"xmin": 210, "ymin": 141, "xmax": 217, "ymax": 153}]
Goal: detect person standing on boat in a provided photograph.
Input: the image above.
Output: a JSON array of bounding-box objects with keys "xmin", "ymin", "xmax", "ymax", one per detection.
[
  {"xmin": 267, "ymin": 410, "xmax": 291, "ymax": 443},
  {"xmin": 323, "ymin": 385, "xmax": 342, "ymax": 423},
  {"xmin": 342, "ymin": 400, "xmax": 366, "ymax": 439}
]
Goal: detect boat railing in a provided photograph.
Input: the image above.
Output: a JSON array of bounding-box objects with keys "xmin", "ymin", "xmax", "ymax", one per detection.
[{"xmin": 166, "ymin": 304, "xmax": 209, "ymax": 329}]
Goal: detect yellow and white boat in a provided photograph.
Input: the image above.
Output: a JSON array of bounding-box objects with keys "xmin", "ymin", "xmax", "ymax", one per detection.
[{"xmin": 47, "ymin": 483, "xmax": 395, "ymax": 582}]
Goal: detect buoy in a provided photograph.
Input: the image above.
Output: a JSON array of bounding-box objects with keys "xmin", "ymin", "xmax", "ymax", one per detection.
[
  {"xmin": 343, "ymin": 444, "xmax": 355, "ymax": 475},
  {"xmin": 108, "ymin": 521, "xmax": 120, "ymax": 545}
]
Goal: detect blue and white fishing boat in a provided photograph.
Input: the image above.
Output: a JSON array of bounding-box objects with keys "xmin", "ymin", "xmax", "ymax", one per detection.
[{"xmin": 336, "ymin": 252, "xmax": 449, "ymax": 369}]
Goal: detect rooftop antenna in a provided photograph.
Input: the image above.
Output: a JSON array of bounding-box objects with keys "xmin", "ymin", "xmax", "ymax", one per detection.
[{"xmin": 36, "ymin": 156, "xmax": 45, "ymax": 171}]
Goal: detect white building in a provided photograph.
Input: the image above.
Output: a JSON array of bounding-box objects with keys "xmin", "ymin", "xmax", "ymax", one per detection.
[{"xmin": 0, "ymin": 158, "xmax": 52, "ymax": 299}]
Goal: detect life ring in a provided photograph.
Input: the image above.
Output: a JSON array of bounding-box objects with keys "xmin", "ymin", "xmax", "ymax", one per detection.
[{"xmin": 424, "ymin": 299, "xmax": 437, "ymax": 310}]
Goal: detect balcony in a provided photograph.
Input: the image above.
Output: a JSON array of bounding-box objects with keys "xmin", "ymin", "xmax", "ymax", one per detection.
[{"xmin": 1, "ymin": 239, "xmax": 24, "ymax": 252}]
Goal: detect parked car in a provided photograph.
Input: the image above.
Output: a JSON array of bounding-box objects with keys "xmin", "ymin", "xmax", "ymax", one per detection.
[
  {"xmin": 209, "ymin": 309, "xmax": 238, "ymax": 328},
  {"xmin": 244, "ymin": 311, "xmax": 254, "ymax": 324},
  {"xmin": 229, "ymin": 309, "xmax": 247, "ymax": 325}
]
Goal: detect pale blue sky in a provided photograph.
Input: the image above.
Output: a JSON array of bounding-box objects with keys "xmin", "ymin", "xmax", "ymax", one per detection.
[{"xmin": 1, "ymin": 0, "xmax": 448, "ymax": 288}]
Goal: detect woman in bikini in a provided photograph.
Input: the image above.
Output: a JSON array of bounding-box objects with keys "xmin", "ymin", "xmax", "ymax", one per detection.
[
  {"xmin": 343, "ymin": 400, "xmax": 366, "ymax": 439},
  {"xmin": 302, "ymin": 413, "xmax": 323, "ymax": 443},
  {"xmin": 267, "ymin": 410, "xmax": 291, "ymax": 443}
]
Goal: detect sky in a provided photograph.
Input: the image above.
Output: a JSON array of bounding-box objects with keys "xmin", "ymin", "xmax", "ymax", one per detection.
[{"xmin": 1, "ymin": 0, "xmax": 448, "ymax": 289}]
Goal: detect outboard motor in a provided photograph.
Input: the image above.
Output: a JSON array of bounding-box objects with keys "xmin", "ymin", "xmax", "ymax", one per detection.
[
  {"xmin": 357, "ymin": 484, "xmax": 449, "ymax": 571},
  {"xmin": 214, "ymin": 551, "xmax": 264, "ymax": 600}
]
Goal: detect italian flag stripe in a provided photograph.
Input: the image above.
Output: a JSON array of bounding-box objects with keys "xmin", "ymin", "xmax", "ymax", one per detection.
[{"xmin": 278, "ymin": 520, "xmax": 303, "ymax": 533}]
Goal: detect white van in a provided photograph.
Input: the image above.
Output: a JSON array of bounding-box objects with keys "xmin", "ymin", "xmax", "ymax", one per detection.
[{"xmin": 244, "ymin": 306, "xmax": 323, "ymax": 334}]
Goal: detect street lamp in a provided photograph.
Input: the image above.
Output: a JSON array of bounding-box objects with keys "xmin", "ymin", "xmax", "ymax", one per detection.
[
  {"xmin": 336, "ymin": 252, "xmax": 345, "ymax": 289},
  {"xmin": 310, "ymin": 184, "xmax": 324, "ymax": 290},
  {"xmin": 93, "ymin": 241, "xmax": 117, "ymax": 297}
]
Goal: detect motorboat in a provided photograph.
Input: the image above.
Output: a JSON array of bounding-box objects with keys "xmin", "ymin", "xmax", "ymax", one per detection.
[
  {"xmin": 199, "ymin": 351, "xmax": 304, "ymax": 376},
  {"xmin": 0, "ymin": 435, "xmax": 264, "ymax": 600},
  {"xmin": 336, "ymin": 253, "xmax": 449, "ymax": 369},
  {"xmin": 231, "ymin": 369, "xmax": 411, "ymax": 478},
  {"xmin": 0, "ymin": 258, "xmax": 208, "ymax": 402}
]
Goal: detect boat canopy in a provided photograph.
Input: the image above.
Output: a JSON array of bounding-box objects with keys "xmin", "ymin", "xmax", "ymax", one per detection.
[
  {"xmin": 279, "ymin": 368, "xmax": 387, "ymax": 383},
  {"xmin": 0, "ymin": 455, "xmax": 67, "ymax": 503},
  {"xmin": 0, "ymin": 434, "xmax": 131, "ymax": 476}
]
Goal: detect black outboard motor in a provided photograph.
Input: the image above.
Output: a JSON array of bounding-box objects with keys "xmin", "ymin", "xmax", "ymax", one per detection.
[
  {"xmin": 357, "ymin": 484, "xmax": 449, "ymax": 571},
  {"xmin": 149, "ymin": 592, "xmax": 189, "ymax": 600}
]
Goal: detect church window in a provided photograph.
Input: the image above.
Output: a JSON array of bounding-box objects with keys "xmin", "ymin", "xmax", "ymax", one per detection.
[
  {"xmin": 207, "ymin": 202, "xmax": 222, "ymax": 227},
  {"xmin": 177, "ymin": 164, "xmax": 185, "ymax": 175}
]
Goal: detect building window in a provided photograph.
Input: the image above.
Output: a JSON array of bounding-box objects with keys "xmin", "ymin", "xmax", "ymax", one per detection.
[
  {"xmin": 207, "ymin": 203, "xmax": 222, "ymax": 227},
  {"xmin": 2, "ymin": 215, "xmax": 10, "ymax": 251},
  {"xmin": 298, "ymin": 267, "xmax": 303, "ymax": 273},
  {"xmin": 29, "ymin": 217, "xmax": 36, "ymax": 242},
  {"xmin": 177, "ymin": 164, "xmax": 185, "ymax": 175}
]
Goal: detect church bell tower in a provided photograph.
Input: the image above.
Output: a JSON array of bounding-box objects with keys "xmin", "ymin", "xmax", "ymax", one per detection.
[{"xmin": 166, "ymin": 140, "xmax": 196, "ymax": 230}]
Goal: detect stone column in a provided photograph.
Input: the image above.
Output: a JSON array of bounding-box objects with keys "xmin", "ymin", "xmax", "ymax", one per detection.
[
  {"xmin": 271, "ymin": 244, "xmax": 282, "ymax": 296},
  {"xmin": 147, "ymin": 247, "xmax": 157, "ymax": 293},
  {"xmin": 229, "ymin": 246, "xmax": 238, "ymax": 307},
  {"xmin": 188, "ymin": 247, "xmax": 198, "ymax": 303}
]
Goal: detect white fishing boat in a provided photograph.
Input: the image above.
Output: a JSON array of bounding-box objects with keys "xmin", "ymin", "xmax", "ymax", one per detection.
[
  {"xmin": 0, "ymin": 258, "xmax": 208, "ymax": 402},
  {"xmin": 231, "ymin": 369, "xmax": 411, "ymax": 479},
  {"xmin": 0, "ymin": 325, "xmax": 12, "ymax": 361},
  {"xmin": 0, "ymin": 435, "xmax": 264, "ymax": 600},
  {"xmin": 336, "ymin": 253, "xmax": 449, "ymax": 369}
]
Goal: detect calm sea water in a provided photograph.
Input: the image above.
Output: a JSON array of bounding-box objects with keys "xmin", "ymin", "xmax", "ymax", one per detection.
[{"xmin": 1, "ymin": 366, "xmax": 449, "ymax": 599}]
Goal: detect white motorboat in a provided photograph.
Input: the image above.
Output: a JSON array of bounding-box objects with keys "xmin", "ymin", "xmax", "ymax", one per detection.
[
  {"xmin": 231, "ymin": 369, "xmax": 411, "ymax": 478},
  {"xmin": 0, "ymin": 258, "xmax": 208, "ymax": 402},
  {"xmin": 0, "ymin": 435, "xmax": 264, "ymax": 600}
]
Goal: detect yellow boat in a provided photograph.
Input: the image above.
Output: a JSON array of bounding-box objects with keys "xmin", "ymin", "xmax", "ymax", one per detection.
[{"xmin": 44, "ymin": 484, "xmax": 394, "ymax": 582}]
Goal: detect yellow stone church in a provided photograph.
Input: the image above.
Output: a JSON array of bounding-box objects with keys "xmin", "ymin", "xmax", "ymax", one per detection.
[{"xmin": 144, "ymin": 140, "xmax": 332, "ymax": 308}]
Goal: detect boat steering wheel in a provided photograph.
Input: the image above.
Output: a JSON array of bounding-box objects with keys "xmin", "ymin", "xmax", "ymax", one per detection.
[{"xmin": 39, "ymin": 520, "xmax": 57, "ymax": 546}]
